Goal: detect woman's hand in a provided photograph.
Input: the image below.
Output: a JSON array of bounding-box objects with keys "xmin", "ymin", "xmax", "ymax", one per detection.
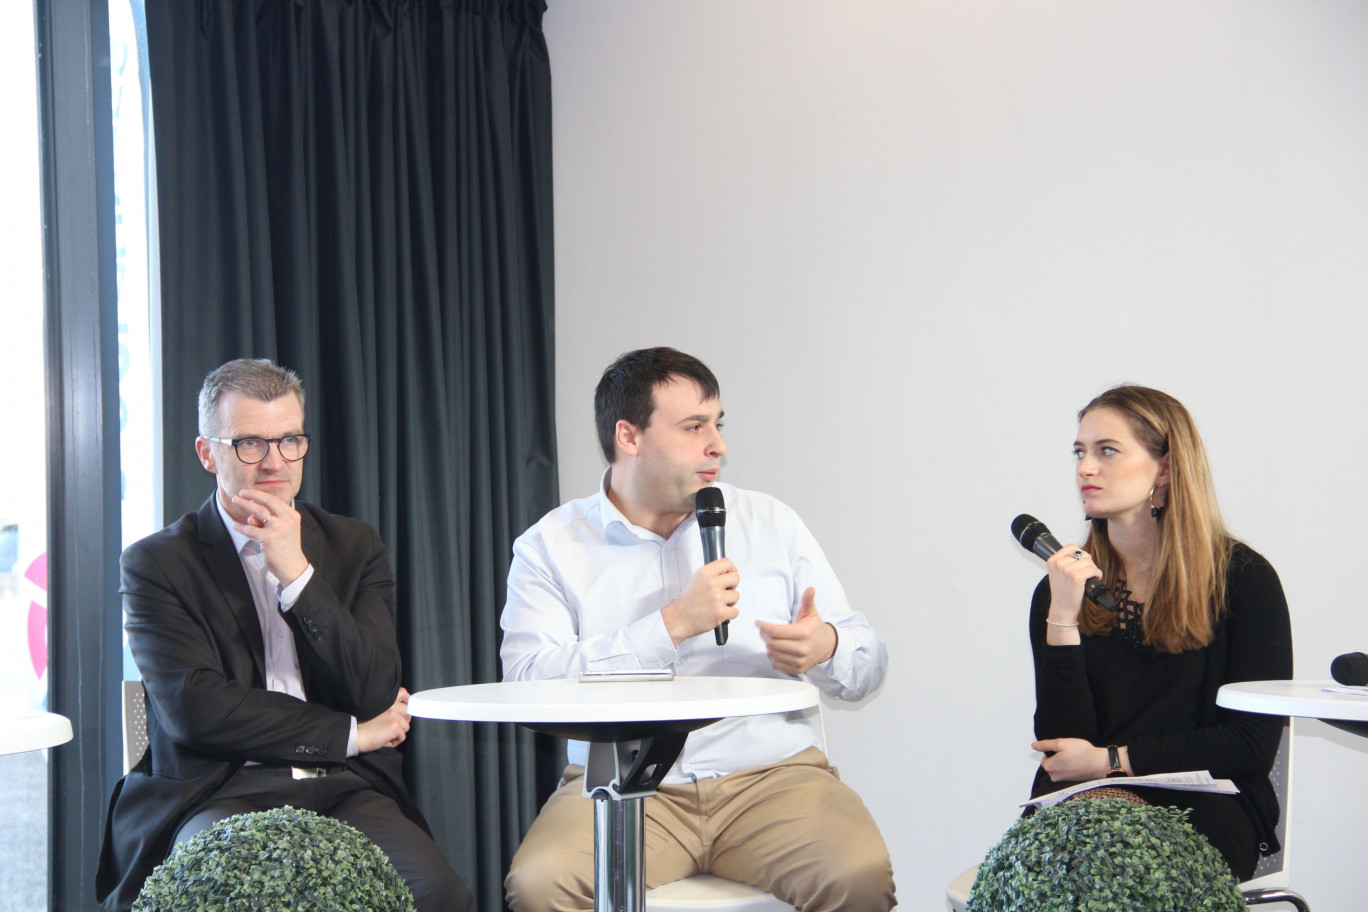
[
  {"xmin": 1033, "ymin": 737, "xmax": 1128, "ymax": 782},
  {"xmin": 1044, "ymin": 544, "xmax": 1104, "ymax": 643}
]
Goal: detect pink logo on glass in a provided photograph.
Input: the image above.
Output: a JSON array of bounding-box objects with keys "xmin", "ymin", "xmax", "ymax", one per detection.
[{"xmin": 25, "ymin": 552, "xmax": 46, "ymax": 678}]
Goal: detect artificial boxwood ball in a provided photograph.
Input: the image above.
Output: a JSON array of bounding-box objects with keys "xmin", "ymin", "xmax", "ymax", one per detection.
[
  {"xmin": 133, "ymin": 805, "xmax": 416, "ymax": 912},
  {"xmin": 968, "ymin": 798, "xmax": 1245, "ymax": 912}
]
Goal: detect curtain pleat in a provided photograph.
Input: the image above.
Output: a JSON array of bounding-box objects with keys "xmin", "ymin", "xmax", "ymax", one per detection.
[{"xmin": 144, "ymin": 1, "xmax": 561, "ymax": 906}]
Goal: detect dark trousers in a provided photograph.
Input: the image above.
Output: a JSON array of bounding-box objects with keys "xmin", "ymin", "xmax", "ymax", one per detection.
[{"xmin": 175, "ymin": 766, "xmax": 472, "ymax": 912}]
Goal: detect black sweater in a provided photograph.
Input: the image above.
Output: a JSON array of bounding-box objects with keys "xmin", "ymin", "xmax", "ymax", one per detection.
[{"xmin": 1029, "ymin": 543, "xmax": 1293, "ymax": 872}]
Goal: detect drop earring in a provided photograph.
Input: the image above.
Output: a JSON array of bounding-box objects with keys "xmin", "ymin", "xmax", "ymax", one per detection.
[{"xmin": 1149, "ymin": 485, "xmax": 1163, "ymax": 519}]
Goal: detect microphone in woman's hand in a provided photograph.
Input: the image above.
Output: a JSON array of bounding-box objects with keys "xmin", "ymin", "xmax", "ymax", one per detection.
[{"xmin": 1011, "ymin": 514, "xmax": 1119, "ymax": 611}]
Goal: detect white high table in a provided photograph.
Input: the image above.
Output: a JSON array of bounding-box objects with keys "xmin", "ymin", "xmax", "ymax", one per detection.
[
  {"xmin": 0, "ymin": 711, "xmax": 73, "ymax": 756},
  {"xmin": 1217, "ymin": 679, "xmax": 1368, "ymax": 738},
  {"xmin": 409, "ymin": 676, "xmax": 818, "ymax": 912}
]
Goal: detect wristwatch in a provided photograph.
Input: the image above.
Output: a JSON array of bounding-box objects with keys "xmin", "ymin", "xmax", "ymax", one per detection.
[{"xmin": 1106, "ymin": 744, "xmax": 1125, "ymax": 778}]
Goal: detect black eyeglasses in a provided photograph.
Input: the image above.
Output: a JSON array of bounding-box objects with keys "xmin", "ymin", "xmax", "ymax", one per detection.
[{"xmin": 205, "ymin": 434, "xmax": 312, "ymax": 464}]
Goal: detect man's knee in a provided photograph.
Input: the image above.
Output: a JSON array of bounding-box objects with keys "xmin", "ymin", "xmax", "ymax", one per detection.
[
  {"xmin": 757, "ymin": 796, "xmax": 896, "ymax": 912},
  {"xmin": 810, "ymin": 808, "xmax": 897, "ymax": 912},
  {"xmin": 803, "ymin": 849, "xmax": 897, "ymax": 912},
  {"xmin": 172, "ymin": 800, "xmax": 259, "ymax": 847},
  {"xmin": 326, "ymin": 787, "xmax": 470, "ymax": 912},
  {"xmin": 504, "ymin": 778, "xmax": 597, "ymax": 912},
  {"xmin": 409, "ymin": 862, "xmax": 474, "ymax": 912},
  {"xmin": 504, "ymin": 843, "xmax": 594, "ymax": 912}
]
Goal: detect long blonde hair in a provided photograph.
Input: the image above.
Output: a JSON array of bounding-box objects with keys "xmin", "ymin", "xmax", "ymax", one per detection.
[{"xmin": 1078, "ymin": 385, "xmax": 1233, "ymax": 653}]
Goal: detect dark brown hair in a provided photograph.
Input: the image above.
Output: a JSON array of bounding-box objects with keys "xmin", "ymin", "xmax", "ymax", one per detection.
[{"xmin": 594, "ymin": 348, "xmax": 720, "ymax": 463}]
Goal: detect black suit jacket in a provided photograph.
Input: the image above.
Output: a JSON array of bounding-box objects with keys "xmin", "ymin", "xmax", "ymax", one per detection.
[{"xmin": 96, "ymin": 496, "xmax": 428, "ymax": 911}]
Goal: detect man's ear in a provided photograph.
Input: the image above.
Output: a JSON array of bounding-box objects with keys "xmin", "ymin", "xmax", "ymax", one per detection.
[
  {"xmin": 195, "ymin": 436, "xmax": 218, "ymax": 474},
  {"xmin": 614, "ymin": 419, "xmax": 640, "ymax": 458}
]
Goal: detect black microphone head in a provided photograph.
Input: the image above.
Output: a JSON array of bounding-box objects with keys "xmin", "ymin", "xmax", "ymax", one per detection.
[
  {"xmin": 1011, "ymin": 514, "xmax": 1045, "ymax": 550},
  {"xmin": 1331, "ymin": 652, "xmax": 1368, "ymax": 687},
  {"xmin": 695, "ymin": 486, "xmax": 726, "ymax": 529}
]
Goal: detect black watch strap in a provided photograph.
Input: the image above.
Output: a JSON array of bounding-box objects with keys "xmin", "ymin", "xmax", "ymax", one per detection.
[{"xmin": 1106, "ymin": 744, "xmax": 1124, "ymax": 777}]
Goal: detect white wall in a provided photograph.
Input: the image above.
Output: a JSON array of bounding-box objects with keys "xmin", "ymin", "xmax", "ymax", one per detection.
[{"xmin": 545, "ymin": 2, "xmax": 1368, "ymax": 908}]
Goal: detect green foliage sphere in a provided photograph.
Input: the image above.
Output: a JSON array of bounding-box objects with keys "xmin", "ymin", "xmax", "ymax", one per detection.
[
  {"xmin": 968, "ymin": 798, "xmax": 1246, "ymax": 912},
  {"xmin": 133, "ymin": 805, "xmax": 417, "ymax": 912}
]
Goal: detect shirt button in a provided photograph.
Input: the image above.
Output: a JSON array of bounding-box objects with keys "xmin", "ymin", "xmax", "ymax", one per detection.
[{"xmin": 295, "ymin": 746, "xmax": 306, "ymax": 754}]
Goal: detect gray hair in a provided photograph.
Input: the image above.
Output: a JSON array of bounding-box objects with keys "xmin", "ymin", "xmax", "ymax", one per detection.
[{"xmin": 197, "ymin": 359, "xmax": 306, "ymax": 438}]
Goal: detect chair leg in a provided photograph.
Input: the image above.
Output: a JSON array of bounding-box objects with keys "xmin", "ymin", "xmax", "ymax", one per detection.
[{"xmin": 1243, "ymin": 887, "xmax": 1310, "ymax": 911}]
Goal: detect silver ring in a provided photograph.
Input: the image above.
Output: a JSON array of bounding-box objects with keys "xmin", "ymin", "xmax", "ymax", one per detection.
[
  {"xmin": 263, "ymin": 514, "xmax": 274, "ymax": 524},
  {"xmin": 1071, "ymin": 550, "xmax": 1083, "ymax": 561}
]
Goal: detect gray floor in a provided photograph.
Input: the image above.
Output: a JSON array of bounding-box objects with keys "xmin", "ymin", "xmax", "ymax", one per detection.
[{"xmin": 0, "ymin": 748, "xmax": 48, "ymax": 912}]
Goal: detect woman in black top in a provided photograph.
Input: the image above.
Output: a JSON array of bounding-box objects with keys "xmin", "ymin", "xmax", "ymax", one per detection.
[{"xmin": 1029, "ymin": 384, "xmax": 1293, "ymax": 880}]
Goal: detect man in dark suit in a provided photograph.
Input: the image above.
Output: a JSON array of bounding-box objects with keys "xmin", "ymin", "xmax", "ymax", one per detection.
[{"xmin": 96, "ymin": 359, "xmax": 470, "ymax": 912}]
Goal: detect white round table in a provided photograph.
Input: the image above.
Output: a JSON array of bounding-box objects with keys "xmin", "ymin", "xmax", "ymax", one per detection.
[
  {"xmin": 1216, "ymin": 679, "xmax": 1368, "ymax": 723},
  {"xmin": 409, "ymin": 676, "xmax": 816, "ymax": 731},
  {"xmin": 1218, "ymin": 679, "xmax": 1368, "ymax": 744},
  {"xmin": 0, "ymin": 711, "xmax": 73, "ymax": 756},
  {"xmin": 409, "ymin": 677, "xmax": 818, "ymax": 912}
]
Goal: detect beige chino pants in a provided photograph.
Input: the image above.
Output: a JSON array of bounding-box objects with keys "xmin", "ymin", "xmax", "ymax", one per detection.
[{"xmin": 505, "ymin": 747, "xmax": 896, "ymax": 912}]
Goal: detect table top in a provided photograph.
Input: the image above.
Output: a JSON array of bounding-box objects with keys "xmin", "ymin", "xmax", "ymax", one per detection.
[
  {"xmin": 409, "ymin": 676, "xmax": 818, "ymax": 725},
  {"xmin": 1216, "ymin": 679, "xmax": 1368, "ymax": 722},
  {"xmin": 0, "ymin": 711, "xmax": 73, "ymax": 756}
]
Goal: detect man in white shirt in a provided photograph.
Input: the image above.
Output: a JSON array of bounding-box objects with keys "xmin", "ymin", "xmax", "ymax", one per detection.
[{"xmin": 501, "ymin": 347, "xmax": 895, "ymax": 912}]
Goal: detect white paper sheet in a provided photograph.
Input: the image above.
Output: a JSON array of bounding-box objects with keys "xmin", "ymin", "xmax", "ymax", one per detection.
[{"xmin": 1022, "ymin": 770, "xmax": 1240, "ymax": 809}]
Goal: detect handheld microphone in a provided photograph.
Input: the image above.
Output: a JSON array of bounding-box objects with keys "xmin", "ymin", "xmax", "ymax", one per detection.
[
  {"xmin": 696, "ymin": 486, "xmax": 729, "ymax": 645},
  {"xmin": 1331, "ymin": 652, "xmax": 1368, "ymax": 687},
  {"xmin": 1010, "ymin": 514, "xmax": 1119, "ymax": 612}
]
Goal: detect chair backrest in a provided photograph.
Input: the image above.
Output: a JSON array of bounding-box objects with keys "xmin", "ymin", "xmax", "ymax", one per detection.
[
  {"xmin": 122, "ymin": 679, "xmax": 149, "ymax": 774},
  {"xmin": 1242, "ymin": 717, "xmax": 1293, "ymax": 891}
]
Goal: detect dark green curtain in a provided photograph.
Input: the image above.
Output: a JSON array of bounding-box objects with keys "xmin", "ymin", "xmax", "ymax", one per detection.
[{"xmin": 142, "ymin": 0, "xmax": 561, "ymax": 907}]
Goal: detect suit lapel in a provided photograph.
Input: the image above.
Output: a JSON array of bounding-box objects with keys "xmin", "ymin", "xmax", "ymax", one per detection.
[
  {"xmin": 196, "ymin": 495, "xmax": 266, "ymax": 684},
  {"xmin": 294, "ymin": 507, "xmax": 323, "ymax": 699},
  {"xmin": 298, "ymin": 506, "xmax": 322, "ymax": 567}
]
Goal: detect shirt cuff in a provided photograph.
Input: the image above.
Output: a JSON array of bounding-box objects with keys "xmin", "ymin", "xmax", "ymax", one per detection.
[
  {"xmin": 276, "ymin": 564, "xmax": 315, "ymax": 611},
  {"xmin": 823, "ymin": 622, "xmax": 854, "ymax": 677},
  {"xmin": 626, "ymin": 611, "xmax": 678, "ymax": 670},
  {"xmin": 346, "ymin": 716, "xmax": 358, "ymax": 758}
]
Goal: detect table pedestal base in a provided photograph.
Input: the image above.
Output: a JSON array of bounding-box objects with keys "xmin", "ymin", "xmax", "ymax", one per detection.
[
  {"xmin": 594, "ymin": 794, "xmax": 646, "ymax": 912},
  {"xmin": 584, "ymin": 731, "xmax": 692, "ymax": 912}
]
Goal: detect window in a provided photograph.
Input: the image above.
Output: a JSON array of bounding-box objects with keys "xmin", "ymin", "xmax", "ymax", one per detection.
[
  {"xmin": 0, "ymin": 2, "xmax": 52, "ymax": 907},
  {"xmin": 112, "ymin": 0, "xmax": 162, "ymax": 678}
]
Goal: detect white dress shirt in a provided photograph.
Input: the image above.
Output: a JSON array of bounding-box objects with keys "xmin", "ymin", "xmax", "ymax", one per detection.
[
  {"xmin": 500, "ymin": 475, "xmax": 887, "ymax": 783},
  {"xmin": 214, "ymin": 494, "xmax": 358, "ymax": 757}
]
